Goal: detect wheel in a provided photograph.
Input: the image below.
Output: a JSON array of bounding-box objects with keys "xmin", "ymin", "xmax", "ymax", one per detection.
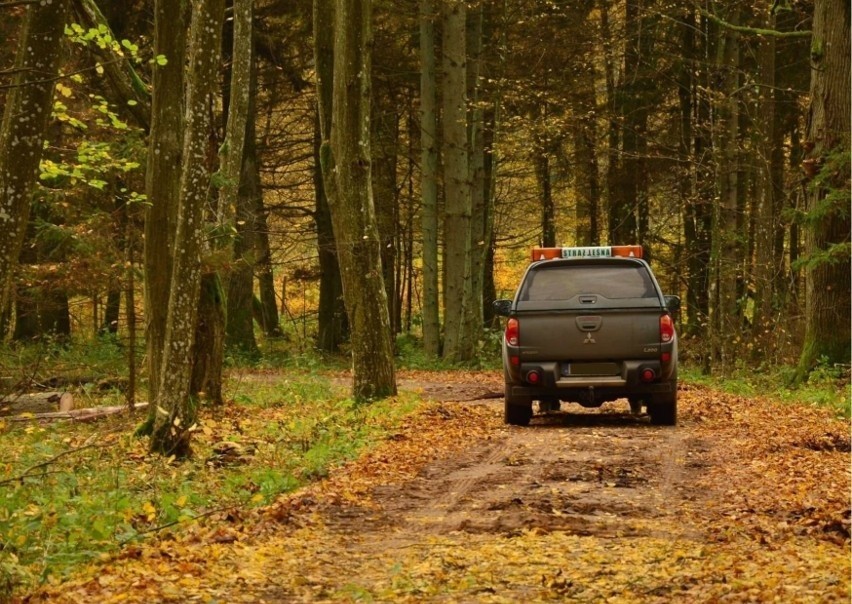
[
  {"xmin": 648, "ymin": 382, "xmax": 677, "ymax": 426},
  {"xmin": 504, "ymin": 382, "xmax": 532, "ymax": 426},
  {"xmin": 505, "ymin": 401, "xmax": 533, "ymax": 426}
]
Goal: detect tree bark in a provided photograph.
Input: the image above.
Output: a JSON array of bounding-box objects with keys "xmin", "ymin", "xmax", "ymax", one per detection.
[
  {"xmin": 313, "ymin": 0, "xmax": 346, "ymax": 353},
  {"xmin": 441, "ymin": 0, "xmax": 472, "ymax": 363},
  {"xmin": 0, "ymin": 0, "xmax": 69, "ymax": 319},
  {"xmin": 751, "ymin": 14, "xmax": 780, "ymax": 356},
  {"xmin": 371, "ymin": 84, "xmax": 400, "ymax": 335},
  {"xmin": 150, "ymin": 0, "xmax": 225, "ymax": 456},
  {"xmin": 533, "ymin": 130, "xmax": 556, "ymax": 247},
  {"xmin": 419, "ymin": 0, "xmax": 440, "ymax": 357},
  {"xmin": 572, "ymin": 8, "xmax": 600, "ymax": 249},
  {"xmin": 254, "ymin": 193, "xmax": 282, "ymax": 338},
  {"xmin": 314, "ymin": 110, "xmax": 347, "ymax": 351},
  {"xmin": 144, "ymin": 0, "xmax": 187, "ymax": 421},
  {"xmin": 223, "ymin": 0, "xmax": 259, "ymax": 358},
  {"xmin": 316, "ymin": 0, "xmax": 397, "ymax": 400},
  {"xmin": 710, "ymin": 7, "xmax": 744, "ymax": 369},
  {"xmin": 797, "ymin": 0, "xmax": 851, "ymax": 376},
  {"xmin": 464, "ymin": 2, "xmax": 486, "ymax": 347}
]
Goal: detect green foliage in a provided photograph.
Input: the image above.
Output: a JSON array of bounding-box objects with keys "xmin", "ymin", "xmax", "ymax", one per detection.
[
  {"xmin": 792, "ymin": 145, "xmax": 852, "ymax": 272},
  {"xmin": 394, "ymin": 333, "xmax": 455, "ymax": 370},
  {"xmin": 0, "ymin": 359, "xmax": 422, "ymax": 597},
  {"xmin": 681, "ymin": 361, "xmax": 851, "ymax": 418},
  {"xmin": 394, "ymin": 331, "xmax": 503, "ymax": 371},
  {"xmin": 64, "ymin": 21, "xmax": 161, "ymax": 69},
  {"xmin": 0, "ymin": 338, "xmax": 128, "ymax": 392}
]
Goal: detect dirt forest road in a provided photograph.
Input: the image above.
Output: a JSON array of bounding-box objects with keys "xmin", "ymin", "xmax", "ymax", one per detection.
[{"xmin": 31, "ymin": 371, "xmax": 850, "ymax": 603}]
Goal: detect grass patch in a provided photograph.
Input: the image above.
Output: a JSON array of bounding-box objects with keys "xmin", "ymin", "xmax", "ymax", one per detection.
[
  {"xmin": 0, "ymin": 368, "xmax": 421, "ymax": 598},
  {"xmin": 394, "ymin": 331, "xmax": 504, "ymax": 371},
  {"xmin": 681, "ymin": 362, "xmax": 851, "ymax": 418}
]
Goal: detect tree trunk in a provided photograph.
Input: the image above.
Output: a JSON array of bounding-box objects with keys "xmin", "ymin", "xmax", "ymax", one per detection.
[
  {"xmin": 314, "ymin": 112, "xmax": 347, "ymax": 351},
  {"xmin": 419, "ymin": 0, "xmax": 441, "ymax": 357},
  {"xmin": 0, "ymin": 0, "xmax": 69, "ymax": 318},
  {"xmin": 750, "ymin": 15, "xmax": 780, "ymax": 356},
  {"xmin": 796, "ymin": 0, "xmax": 851, "ymax": 376},
  {"xmin": 190, "ymin": 274, "xmax": 224, "ymax": 405},
  {"xmin": 465, "ymin": 2, "xmax": 486, "ymax": 346},
  {"xmin": 254, "ymin": 193, "xmax": 283, "ymax": 338},
  {"xmin": 144, "ymin": 0, "xmax": 188, "ymax": 420},
  {"xmin": 317, "ymin": 0, "xmax": 397, "ymax": 400},
  {"xmin": 224, "ymin": 1, "xmax": 259, "ymax": 358},
  {"xmin": 314, "ymin": 0, "xmax": 346, "ymax": 352},
  {"xmin": 371, "ymin": 86, "xmax": 400, "ymax": 335},
  {"xmin": 150, "ymin": 0, "xmax": 225, "ymax": 456},
  {"xmin": 681, "ymin": 11, "xmax": 714, "ymax": 350},
  {"xmin": 226, "ymin": 123, "xmax": 261, "ymax": 358},
  {"xmin": 101, "ymin": 289, "xmax": 121, "ymax": 335},
  {"xmin": 533, "ymin": 130, "xmax": 556, "ymax": 247},
  {"xmin": 441, "ymin": 0, "xmax": 472, "ymax": 363},
  {"xmin": 572, "ymin": 4, "xmax": 600, "ymax": 249},
  {"xmin": 710, "ymin": 8, "xmax": 744, "ymax": 369}
]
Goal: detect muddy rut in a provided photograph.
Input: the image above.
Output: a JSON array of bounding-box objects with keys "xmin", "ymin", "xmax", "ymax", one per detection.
[{"xmin": 333, "ymin": 410, "xmax": 698, "ymax": 542}]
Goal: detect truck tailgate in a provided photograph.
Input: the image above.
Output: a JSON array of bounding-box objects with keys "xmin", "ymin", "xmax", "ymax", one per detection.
[{"xmin": 517, "ymin": 309, "xmax": 662, "ymax": 362}]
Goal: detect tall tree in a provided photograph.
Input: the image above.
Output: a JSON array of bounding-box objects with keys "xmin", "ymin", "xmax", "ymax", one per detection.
[
  {"xmin": 313, "ymin": 0, "xmax": 347, "ymax": 353},
  {"xmin": 315, "ymin": 0, "xmax": 397, "ymax": 400},
  {"xmin": 419, "ymin": 0, "xmax": 440, "ymax": 357},
  {"xmin": 678, "ymin": 7, "xmax": 713, "ymax": 344},
  {"xmin": 150, "ymin": 0, "xmax": 226, "ymax": 456},
  {"xmin": 440, "ymin": 0, "xmax": 472, "ymax": 362},
  {"xmin": 710, "ymin": 6, "xmax": 744, "ymax": 369},
  {"xmin": 143, "ymin": 0, "xmax": 187, "ymax": 418},
  {"xmin": 464, "ymin": 1, "xmax": 488, "ymax": 347},
  {"xmin": 223, "ymin": 0, "xmax": 259, "ymax": 358},
  {"xmin": 0, "ymin": 0, "xmax": 69, "ymax": 320},
  {"xmin": 796, "ymin": 0, "xmax": 850, "ymax": 376},
  {"xmin": 570, "ymin": 0, "xmax": 600, "ymax": 246}
]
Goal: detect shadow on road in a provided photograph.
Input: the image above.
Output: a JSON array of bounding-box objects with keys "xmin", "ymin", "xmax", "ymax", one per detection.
[{"xmin": 530, "ymin": 411, "xmax": 652, "ymax": 428}]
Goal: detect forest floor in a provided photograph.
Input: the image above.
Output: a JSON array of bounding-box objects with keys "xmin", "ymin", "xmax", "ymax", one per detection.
[{"xmin": 25, "ymin": 370, "xmax": 851, "ymax": 603}]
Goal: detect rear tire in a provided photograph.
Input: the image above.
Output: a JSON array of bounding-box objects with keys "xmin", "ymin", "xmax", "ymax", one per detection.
[
  {"xmin": 504, "ymin": 382, "xmax": 532, "ymax": 426},
  {"xmin": 648, "ymin": 381, "xmax": 677, "ymax": 426}
]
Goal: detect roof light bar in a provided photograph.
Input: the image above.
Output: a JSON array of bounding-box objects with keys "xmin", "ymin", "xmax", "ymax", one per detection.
[{"xmin": 531, "ymin": 245, "xmax": 643, "ymax": 261}]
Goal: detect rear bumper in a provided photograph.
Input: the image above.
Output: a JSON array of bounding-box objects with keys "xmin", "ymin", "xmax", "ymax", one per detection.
[{"xmin": 506, "ymin": 359, "xmax": 676, "ymax": 403}]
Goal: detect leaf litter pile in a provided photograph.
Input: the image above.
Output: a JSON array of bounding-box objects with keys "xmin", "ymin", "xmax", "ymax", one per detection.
[{"xmin": 23, "ymin": 373, "xmax": 852, "ymax": 602}]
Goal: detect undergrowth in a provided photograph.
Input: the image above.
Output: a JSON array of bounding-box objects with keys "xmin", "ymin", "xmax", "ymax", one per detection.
[
  {"xmin": 2, "ymin": 335, "xmax": 846, "ymax": 598},
  {"xmin": 0, "ymin": 366, "xmax": 420, "ymax": 598},
  {"xmin": 681, "ymin": 360, "xmax": 851, "ymax": 419}
]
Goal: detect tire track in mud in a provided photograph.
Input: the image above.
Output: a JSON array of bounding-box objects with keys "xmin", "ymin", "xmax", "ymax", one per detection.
[{"xmin": 325, "ymin": 399, "xmax": 710, "ymax": 559}]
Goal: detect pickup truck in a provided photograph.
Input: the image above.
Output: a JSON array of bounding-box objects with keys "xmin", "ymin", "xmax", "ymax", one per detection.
[{"xmin": 493, "ymin": 245, "xmax": 679, "ymax": 426}]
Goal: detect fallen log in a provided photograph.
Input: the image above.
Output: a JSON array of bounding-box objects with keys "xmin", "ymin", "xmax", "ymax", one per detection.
[
  {"xmin": 6, "ymin": 402, "xmax": 148, "ymax": 423},
  {"xmin": 0, "ymin": 391, "xmax": 74, "ymax": 416}
]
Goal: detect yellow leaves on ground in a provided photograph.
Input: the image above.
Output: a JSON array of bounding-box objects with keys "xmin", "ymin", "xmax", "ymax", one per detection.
[{"xmin": 27, "ymin": 376, "xmax": 851, "ymax": 603}]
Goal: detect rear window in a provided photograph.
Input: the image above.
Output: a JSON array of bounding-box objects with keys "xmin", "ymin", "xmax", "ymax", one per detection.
[{"xmin": 519, "ymin": 265, "xmax": 658, "ymax": 301}]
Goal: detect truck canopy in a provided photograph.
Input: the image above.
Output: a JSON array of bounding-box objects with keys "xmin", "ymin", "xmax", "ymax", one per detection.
[{"xmin": 515, "ymin": 259, "xmax": 663, "ymax": 311}]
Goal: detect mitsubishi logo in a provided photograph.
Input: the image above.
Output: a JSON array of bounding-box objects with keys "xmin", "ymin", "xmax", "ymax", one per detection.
[{"xmin": 583, "ymin": 332, "xmax": 596, "ymax": 344}]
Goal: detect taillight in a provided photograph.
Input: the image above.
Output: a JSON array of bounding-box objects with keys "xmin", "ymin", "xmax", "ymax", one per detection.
[
  {"xmin": 506, "ymin": 318, "xmax": 519, "ymax": 347},
  {"xmin": 660, "ymin": 314, "xmax": 674, "ymax": 344}
]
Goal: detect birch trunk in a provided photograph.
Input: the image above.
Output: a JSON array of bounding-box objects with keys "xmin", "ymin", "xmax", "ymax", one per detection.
[{"xmin": 150, "ymin": 0, "xmax": 225, "ymax": 456}]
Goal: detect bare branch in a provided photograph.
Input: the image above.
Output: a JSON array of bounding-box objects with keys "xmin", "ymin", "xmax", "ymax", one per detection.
[{"xmin": 700, "ymin": 8, "xmax": 811, "ymax": 38}]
